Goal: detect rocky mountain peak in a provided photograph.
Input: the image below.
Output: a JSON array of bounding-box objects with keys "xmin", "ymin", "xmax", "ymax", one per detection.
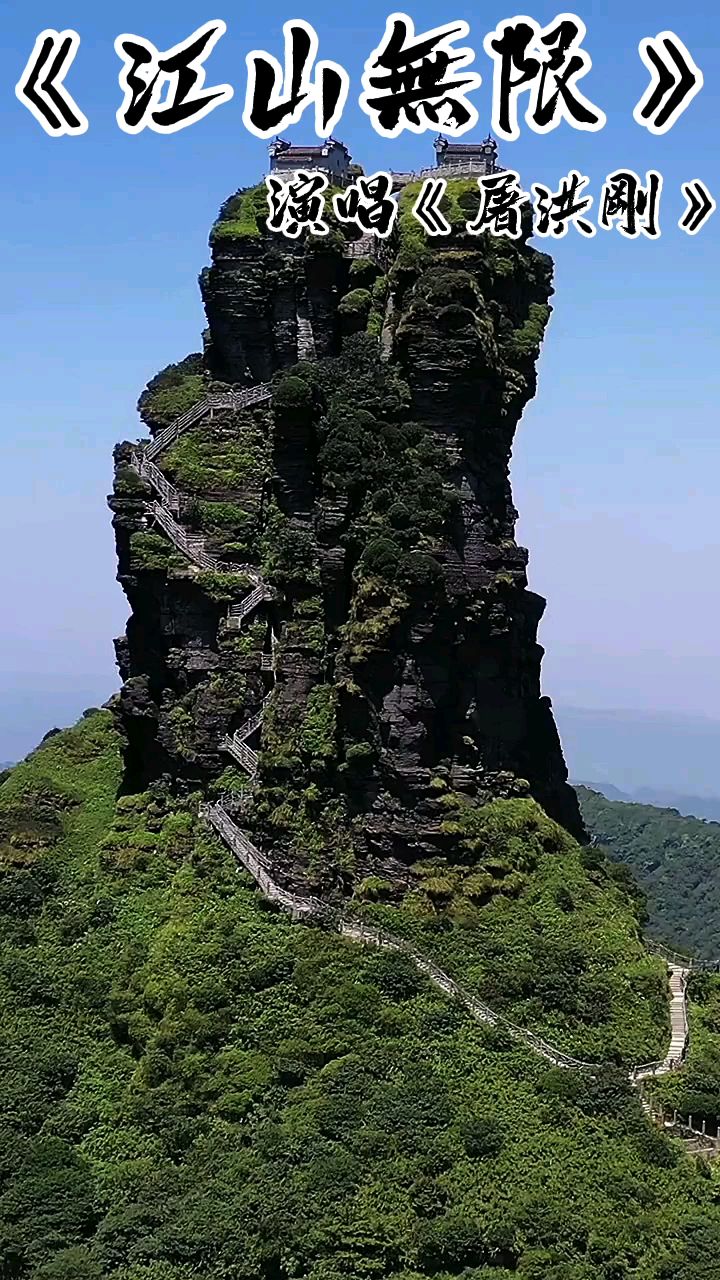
[{"xmin": 109, "ymin": 177, "xmax": 583, "ymax": 901}]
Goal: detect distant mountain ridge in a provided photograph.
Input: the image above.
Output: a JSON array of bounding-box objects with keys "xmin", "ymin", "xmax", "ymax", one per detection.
[{"xmin": 573, "ymin": 778, "xmax": 720, "ymax": 824}]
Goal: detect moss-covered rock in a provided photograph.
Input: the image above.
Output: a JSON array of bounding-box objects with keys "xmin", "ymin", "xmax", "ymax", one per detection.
[
  {"xmin": 337, "ymin": 287, "xmax": 373, "ymax": 334},
  {"xmin": 210, "ymin": 183, "xmax": 269, "ymax": 244},
  {"xmin": 137, "ymin": 354, "xmax": 204, "ymax": 429},
  {"xmin": 111, "ymin": 162, "xmax": 582, "ymax": 881}
]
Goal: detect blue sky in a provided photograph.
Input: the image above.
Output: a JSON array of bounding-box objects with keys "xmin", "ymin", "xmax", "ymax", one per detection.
[{"xmin": 0, "ymin": 0, "xmax": 718, "ymax": 762}]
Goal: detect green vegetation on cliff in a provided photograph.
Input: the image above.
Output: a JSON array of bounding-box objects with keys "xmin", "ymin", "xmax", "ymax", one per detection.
[
  {"xmin": 138, "ymin": 355, "xmax": 205, "ymax": 429},
  {"xmin": 360, "ymin": 796, "xmax": 667, "ymax": 1065},
  {"xmin": 210, "ymin": 184, "xmax": 270, "ymax": 243},
  {"xmin": 3, "ymin": 719, "xmax": 720, "ymax": 1278},
  {"xmin": 115, "ymin": 168, "xmax": 582, "ymax": 864},
  {"xmin": 210, "ymin": 182, "xmax": 347, "ymax": 253}
]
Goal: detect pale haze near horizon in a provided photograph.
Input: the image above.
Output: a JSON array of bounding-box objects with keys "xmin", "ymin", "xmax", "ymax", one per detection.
[{"xmin": 0, "ymin": 0, "xmax": 718, "ymax": 787}]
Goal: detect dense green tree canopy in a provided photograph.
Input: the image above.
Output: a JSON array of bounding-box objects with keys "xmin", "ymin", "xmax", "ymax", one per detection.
[
  {"xmin": 577, "ymin": 785, "xmax": 720, "ymax": 960},
  {"xmin": 2, "ymin": 717, "xmax": 720, "ymax": 1279}
]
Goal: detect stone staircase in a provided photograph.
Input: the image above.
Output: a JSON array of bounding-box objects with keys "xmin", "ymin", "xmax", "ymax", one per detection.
[
  {"xmin": 132, "ymin": 451, "xmax": 181, "ymax": 512},
  {"xmin": 642, "ymin": 1097, "xmax": 720, "ymax": 1160},
  {"xmin": 239, "ymin": 703, "xmax": 268, "ymax": 739},
  {"xmin": 632, "ymin": 961, "xmax": 690, "ymax": 1081},
  {"xmin": 343, "ymin": 231, "xmax": 395, "ymax": 359},
  {"xmin": 197, "ymin": 793, "xmax": 720, "ymax": 1149},
  {"xmin": 148, "ymin": 502, "xmax": 269, "ymax": 641},
  {"xmin": 145, "ymin": 384, "xmax": 272, "ymax": 461},
  {"xmin": 151, "ymin": 502, "xmax": 220, "ymax": 573},
  {"xmin": 667, "ymin": 965, "xmax": 690, "ymax": 1067},
  {"xmin": 196, "ymin": 798, "xmax": 717, "ymax": 1121},
  {"xmin": 226, "ymin": 583, "xmax": 272, "ymax": 629},
  {"xmin": 128, "ymin": 382, "xmax": 278, "ymax": 781},
  {"xmin": 628, "ymin": 943, "xmax": 720, "ymax": 1154},
  {"xmin": 201, "ymin": 801, "xmax": 318, "ymax": 918},
  {"xmin": 219, "ymin": 736, "xmax": 259, "ymax": 777},
  {"xmin": 131, "ymin": 449, "xmax": 269, "ymax": 639},
  {"xmin": 218, "ymin": 692, "xmax": 273, "ymax": 778},
  {"xmin": 346, "ymin": 233, "xmax": 376, "ymax": 259},
  {"xmin": 296, "ymin": 305, "xmax": 316, "ymax": 360}
]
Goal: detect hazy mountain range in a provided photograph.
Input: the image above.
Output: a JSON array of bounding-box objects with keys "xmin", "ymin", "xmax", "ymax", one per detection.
[
  {"xmin": 555, "ymin": 704, "xmax": 720, "ymax": 820},
  {"xmin": 573, "ymin": 779, "xmax": 720, "ymax": 824}
]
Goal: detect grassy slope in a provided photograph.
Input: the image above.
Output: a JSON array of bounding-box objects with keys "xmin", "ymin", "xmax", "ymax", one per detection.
[
  {"xmin": 2, "ymin": 718, "xmax": 720, "ymax": 1277},
  {"xmin": 577, "ymin": 784, "xmax": 720, "ymax": 960}
]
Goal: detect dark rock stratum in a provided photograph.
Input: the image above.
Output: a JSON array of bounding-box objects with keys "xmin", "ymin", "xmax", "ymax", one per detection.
[{"xmin": 109, "ymin": 180, "xmax": 584, "ymax": 897}]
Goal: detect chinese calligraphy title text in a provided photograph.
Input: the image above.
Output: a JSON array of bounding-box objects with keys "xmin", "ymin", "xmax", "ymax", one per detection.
[
  {"xmin": 268, "ymin": 167, "xmax": 715, "ymax": 241},
  {"xmin": 16, "ymin": 14, "xmax": 704, "ymax": 141}
]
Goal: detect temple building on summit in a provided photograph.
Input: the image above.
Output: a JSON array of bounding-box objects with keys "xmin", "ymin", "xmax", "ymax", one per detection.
[
  {"xmin": 433, "ymin": 134, "xmax": 500, "ymax": 174},
  {"xmin": 268, "ymin": 137, "xmax": 353, "ymax": 184},
  {"xmin": 267, "ymin": 134, "xmax": 502, "ymax": 184}
]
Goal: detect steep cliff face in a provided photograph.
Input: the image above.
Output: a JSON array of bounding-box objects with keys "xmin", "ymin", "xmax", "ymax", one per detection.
[{"xmin": 110, "ymin": 178, "xmax": 583, "ymax": 894}]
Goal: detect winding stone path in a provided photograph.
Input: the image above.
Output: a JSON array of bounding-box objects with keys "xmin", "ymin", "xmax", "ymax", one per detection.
[
  {"xmin": 145, "ymin": 385, "xmax": 272, "ymax": 461},
  {"xmin": 200, "ymin": 799, "xmax": 598, "ymax": 1071},
  {"xmin": 200, "ymin": 799, "xmax": 720, "ymax": 1158},
  {"xmin": 129, "ymin": 387, "xmax": 277, "ymax": 776},
  {"xmin": 128, "ymin": 309, "xmax": 707, "ymax": 1142}
]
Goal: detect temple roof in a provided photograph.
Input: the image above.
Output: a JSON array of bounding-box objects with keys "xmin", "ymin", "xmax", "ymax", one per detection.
[
  {"xmin": 441, "ymin": 143, "xmax": 496, "ymax": 153},
  {"xmin": 268, "ymin": 137, "xmax": 351, "ymax": 158},
  {"xmin": 435, "ymin": 136, "xmax": 498, "ymax": 153},
  {"xmin": 276, "ymin": 146, "xmax": 325, "ymax": 155}
]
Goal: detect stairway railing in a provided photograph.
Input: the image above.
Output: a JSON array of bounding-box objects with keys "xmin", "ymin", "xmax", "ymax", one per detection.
[
  {"xmin": 132, "ymin": 357, "xmax": 715, "ymax": 1096},
  {"xmin": 220, "ymin": 735, "xmax": 259, "ymax": 776},
  {"xmin": 131, "ymin": 451, "xmax": 181, "ymax": 512},
  {"xmin": 346, "ymin": 234, "xmax": 376, "ymax": 259},
  {"xmin": 148, "ymin": 501, "xmax": 266, "ymax": 601},
  {"xmin": 151, "ymin": 502, "xmax": 219, "ymax": 572},
  {"xmin": 132, "ymin": 386, "xmax": 276, "ymax": 787},
  {"xmin": 145, "ymin": 384, "xmax": 272, "ymax": 461},
  {"xmin": 235, "ymin": 704, "xmax": 266, "ymax": 743},
  {"xmin": 199, "ymin": 796, "xmax": 720, "ymax": 1089},
  {"xmin": 201, "ymin": 801, "xmax": 317, "ymax": 916},
  {"xmin": 227, "ymin": 583, "xmax": 269, "ymax": 627},
  {"xmin": 647, "ymin": 939, "xmax": 697, "ymax": 969},
  {"xmin": 126, "ymin": 280, "xmax": 720, "ymax": 1148}
]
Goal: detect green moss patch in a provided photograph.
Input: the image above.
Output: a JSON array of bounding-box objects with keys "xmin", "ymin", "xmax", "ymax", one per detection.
[
  {"xmin": 210, "ymin": 183, "xmax": 269, "ymax": 244},
  {"xmin": 138, "ymin": 354, "xmax": 204, "ymax": 429}
]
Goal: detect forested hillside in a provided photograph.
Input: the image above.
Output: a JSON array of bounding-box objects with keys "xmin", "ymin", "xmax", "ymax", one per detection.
[
  {"xmin": 577, "ymin": 785, "xmax": 720, "ymax": 960},
  {"xmin": 3, "ymin": 714, "xmax": 720, "ymax": 1279}
]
